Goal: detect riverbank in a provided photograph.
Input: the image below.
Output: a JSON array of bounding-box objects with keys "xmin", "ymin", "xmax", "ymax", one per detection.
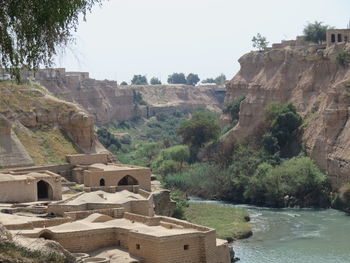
[{"xmin": 184, "ymin": 202, "xmax": 252, "ymax": 240}]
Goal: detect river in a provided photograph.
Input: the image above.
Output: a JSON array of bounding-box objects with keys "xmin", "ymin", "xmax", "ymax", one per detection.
[{"xmin": 190, "ymin": 199, "xmax": 350, "ymax": 263}]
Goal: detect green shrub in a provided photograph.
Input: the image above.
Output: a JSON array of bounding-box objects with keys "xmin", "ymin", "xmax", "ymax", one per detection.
[
  {"xmin": 97, "ymin": 127, "xmax": 121, "ymax": 150},
  {"xmin": 170, "ymin": 190, "xmax": 189, "ymax": 219},
  {"xmin": 223, "ymin": 95, "xmax": 245, "ymax": 121},
  {"xmin": 245, "ymin": 156, "xmax": 330, "ymax": 207},
  {"xmin": 263, "ymin": 102, "xmax": 302, "ymax": 155},
  {"xmin": 336, "ymin": 51, "xmax": 350, "ymax": 67}
]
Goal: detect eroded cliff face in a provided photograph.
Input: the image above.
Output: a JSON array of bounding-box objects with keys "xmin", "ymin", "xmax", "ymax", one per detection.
[
  {"xmin": 0, "ymin": 84, "xmax": 103, "ymax": 167},
  {"xmin": 35, "ymin": 69, "xmax": 224, "ymax": 124},
  {"xmin": 223, "ymin": 43, "xmax": 350, "ymax": 188}
]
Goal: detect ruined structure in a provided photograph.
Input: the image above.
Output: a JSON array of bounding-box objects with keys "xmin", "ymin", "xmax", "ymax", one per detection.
[
  {"xmin": 0, "ymin": 154, "xmax": 231, "ymax": 262},
  {"xmin": 0, "ymin": 171, "xmax": 62, "ymax": 203},
  {"xmin": 326, "ymin": 29, "xmax": 350, "ymax": 46}
]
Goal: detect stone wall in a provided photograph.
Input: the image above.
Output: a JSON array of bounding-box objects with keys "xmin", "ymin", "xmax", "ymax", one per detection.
[{"xmin": 66, "ymin": 153, "xmax": 108, "ymax": 165}]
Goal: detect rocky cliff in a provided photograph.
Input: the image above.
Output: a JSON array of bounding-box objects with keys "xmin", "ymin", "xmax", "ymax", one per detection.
[
  {"xmin": 35, "ymin": 69, "xmax": 225, "ymax": 124},
  {"xmin": 222, "ymin": 43, "xmax": 350, "ymax": 188},
  {"xmin": 0, "ymin": 83, "xmax": 103, "ymax": 167}
]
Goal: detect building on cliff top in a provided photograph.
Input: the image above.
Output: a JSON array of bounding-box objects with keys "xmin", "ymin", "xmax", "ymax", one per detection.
[
  {"xmin": 0, "ymin": 171, "xmax": 62, "ymax": 203},
  {"xmin": 326, "ymin": 29, "xmax": 350, "ymax": 46}
]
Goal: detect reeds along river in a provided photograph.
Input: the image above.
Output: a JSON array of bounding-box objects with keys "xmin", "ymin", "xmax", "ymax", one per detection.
[{"xmin": 191, "ymin": 199, "xmax": 350, "ymax": 263}]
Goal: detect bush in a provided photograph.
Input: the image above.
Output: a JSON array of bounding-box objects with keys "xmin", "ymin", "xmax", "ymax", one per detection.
[
  {"xmin": 223, "ymin": 95, "xmax": 245, "ymax": 121},
  {"xmin": 97, "ymin": 127, "xmax": 121, "ymax": 150},
  {"xmin": 150, "ymin": 77, "xmax": 161, "ymax": 85},
  {"xmin": 263, "ymin": 102, "xmax": 302, "ymax": 154},
  {"xmin": 245, "ymin": 156, "xmax": 330, "ymax": 207},
  {"xmin": 186, "ymin": 73, "xmax": 200, "ymax": 86},
  {"xmin": 131, "ymin": 75, "xmax": 148, "ymax": 85},
  {"xmin": 170, "ymin": 190, "xmax": 189, "ymax": 219},
  {"xmin": 336, "ymin": 51, "xmax": 350, "ymax": 67},
  {"xmin": 177, "ymin": 111, "xmax": 220, "ymax": 149},
  {"xmin": 132, "ymin": 89, "xmax": 147, "ymax": 105},
  {"xmin": 168, "ymin": 73, "xmax": 187, "ymax": 84}
]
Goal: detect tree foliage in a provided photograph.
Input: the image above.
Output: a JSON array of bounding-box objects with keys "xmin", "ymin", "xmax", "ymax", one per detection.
[
  {"xmin": 263, "ymin": 102, "xmax": 302, "ymax": 154},
  {"xmin": 223, "ymin": 95, "xmax": 245, "ymax": 121},
  {"xmin": 177, "ymin": 111, "xmax": 220, "ymax": 149},
  {"xmin": 168, "ymin": 73, "xmax": 187, "ymax": 84},
  {"xmin": 0, "ymin": 0, "xmax": 102, "ymax": 81},
  {"xmin": 97, "ymin": 127, "xmax": 121, "ymax": 150},
  {"xmin": 303, "ymin": 21, "xmax": 330, "ymax": 44},
  {"xmin": 150, "ymin": 77, "xmax": 162, "ymax": 85},
  {"xmin": 186, "ymin": 73, "xmax": 200, "ymax": 86},
  {"xmin": 202, "ymin": 74, "xmax": 227, "ymax": 85},
  {"xmin": 252, "ymin": 33, "xmax": 269, "ymax": 51},
  {"xmin": 120, "ymin": 81, "xmax": 128, "ymax": 85},
  {"xmin": 131, "ymin": 75, "xmax": 148, "ymax": 85}
]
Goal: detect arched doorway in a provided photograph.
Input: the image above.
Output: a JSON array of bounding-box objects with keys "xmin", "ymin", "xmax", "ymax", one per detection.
[
  {"xmin": 37, "ymin": 180, "xmax": 53, "ymax": 200},
  {"xmin": 100, "ymin": 178, "xmax": 105, "ymax": 186},
  {"xmin": 39, "ymin": 231, "xmax": 53, "ymax": 240},
  {"xmin": 118, "ymin": 175, "xmax": 138, "ymax": 186}
]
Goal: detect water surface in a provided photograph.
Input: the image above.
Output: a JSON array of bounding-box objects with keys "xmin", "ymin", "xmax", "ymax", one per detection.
[{"xmin": 190, "ymin": 199, "xmax": 350, "ymax": 263}]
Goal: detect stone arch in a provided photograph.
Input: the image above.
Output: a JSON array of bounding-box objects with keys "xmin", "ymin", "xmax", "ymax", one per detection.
[
  {"xmin": 37, "ymin": 180, "xmax": 53, "ymax": 200},
  {"xmin": 39, "ymin": 230, "xmax": 53, "ymax": 240},
  {"xmin": 118, "ymin": 175, "xmax": 138, "ymax": 186},
  {"xmin": 100, "ymin": 178, "xmax": 105, "ymax": 186}
]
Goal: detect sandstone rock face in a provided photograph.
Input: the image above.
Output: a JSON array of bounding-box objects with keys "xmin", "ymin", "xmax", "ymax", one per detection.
[
  {"xmin": 223, "ymin": 43, "xmax": 350, "ymax": 188},
  {"xmin": 35, "ymin": 69, "xmax": 225, "ymax": 124},
  {"xmin": 0, "ymin": 85, "xmax": 103, "ymax": 158}
]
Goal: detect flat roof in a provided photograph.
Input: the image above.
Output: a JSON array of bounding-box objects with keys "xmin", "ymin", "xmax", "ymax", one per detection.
[
  {"xmin": 23, "ymin": 213, "xmax": 202, "ymax": 237},
  {"xmin": 88, "ymin": 163, "xmax": 149, "ymax": 172},
  {"xmin": 63, "ymin": 190, "xmax": 147, "ymax": 206},
  {"xmin": 0, "ymin": 171, "xmax": 57, "ymax": 183}
]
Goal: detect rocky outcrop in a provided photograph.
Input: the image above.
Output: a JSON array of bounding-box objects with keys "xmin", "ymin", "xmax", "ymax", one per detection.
[
  {"xmin": 0, "ymin": 84, "xmax": 104, "ymax": 167},
  {"xmin": 35, "ymin": 69, "xmax": 225, "ymax": 124},
  {"xmin": 0, "ymin": 115, "xmax": 34, "ymax": 168},
  {"xmin": 222, "ymin": 43, "xmax": 350, "ymax": 188}
]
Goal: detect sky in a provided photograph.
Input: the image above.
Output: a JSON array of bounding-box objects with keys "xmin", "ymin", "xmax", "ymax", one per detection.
[{"xmin": 54, "ymin": 0, "xmax": 350, "ymax": 83}]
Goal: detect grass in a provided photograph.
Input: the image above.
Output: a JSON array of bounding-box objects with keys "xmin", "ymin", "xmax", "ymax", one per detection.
[
  {"xmin": 184, "ymin": 202, "xmax": 252, "ymax": 240},
  {"xmin": 0, "ymin": 242, "xmax": 69, "ymax": 263},
  {"xmin": 14, "ymin": 126, "xmax": 79, "ymax": 165}
]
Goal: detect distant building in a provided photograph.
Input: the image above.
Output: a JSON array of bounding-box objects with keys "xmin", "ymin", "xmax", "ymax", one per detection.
[{"xmin": 326, "ymin": 29, "xmax": 350, "ymax": 46}]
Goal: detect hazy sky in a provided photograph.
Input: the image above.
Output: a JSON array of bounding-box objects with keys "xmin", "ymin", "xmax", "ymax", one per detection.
[{"xmin": 55, "ymin": 0, "xmax": 350, "ymax": 83}]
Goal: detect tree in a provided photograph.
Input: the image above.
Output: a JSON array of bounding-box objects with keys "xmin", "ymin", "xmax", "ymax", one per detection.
[
  {"xmin": 150, "ymin": 77, "xmax": 162, "ymax": 85},
  {"xmin": 186, "ymin": 73, "xmax": 200, "ymax": 86},
  {"xmin": 252, "ymin": 33, "xmax": 269, "ymax": 51},
  {"xmin": 214, "ymin": 74, "xmax": 226, "ymax": 85},
  {"xmin": 177, "ymin": 111, "xmax": 220, "ymax": 149},
  {"xmin": 97, "ymin": 127, "xmax": 121, "ymax": 150},
  {"xmin": 131, "ymin": 75, "xmax": 148, "ymax": 85},
  {"xmin": 168, "ymin": 73, "xmax": 187, "ymax": 84},
  {"xmin": 303, "ymin": 21, "xmax": 330, "ymax": 44},
  {"xmin": 264, "ymin": 102, "xmax": 302, "ymax": 152},
  {"xmin": 202, "ymin": 78, "xmax": 216, "ymax": 84},
  {"xmin": 120, "ymin": 81, "xmax": 128, "ymax": 86},
  {"xmin": 0, "ymin": 0, "xmax": 102, "ymax": 81},
  {"xmin": 223, "ymin": 95, "xmax": 245, "ymax": 121}
]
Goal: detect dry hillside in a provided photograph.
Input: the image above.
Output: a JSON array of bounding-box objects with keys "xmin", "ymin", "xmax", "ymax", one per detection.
[{"xmin": 222, "ymin": 43, "xmax": 350, "ymax": 188}]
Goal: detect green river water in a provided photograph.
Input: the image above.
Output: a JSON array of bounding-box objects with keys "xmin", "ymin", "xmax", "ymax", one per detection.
[{"xmin": 191, "ymin": 199, "xmax": 350, "ymax": 263}]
